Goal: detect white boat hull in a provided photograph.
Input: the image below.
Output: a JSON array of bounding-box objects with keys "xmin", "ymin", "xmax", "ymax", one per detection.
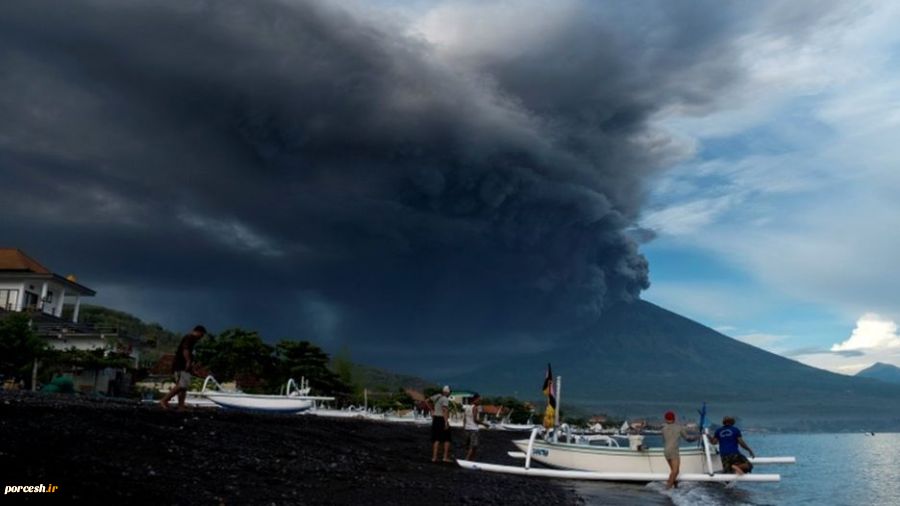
[
  {"xmin": 307, "ymin": 408, "xmax": 384, "ymax": 420},
  {"xmin": 182, "ymin": 392, "xmax": 219, "ymax": 408},
  {"xmin": 513, "ymin": 439, "xmax": 723, "ymax": 474},
  {"xmin": 203, "ymin": 393, "xmax": 313, "ymax": 413},
  {"xmin": 145, "ymin": 393, "xmax": 220, "ymax": 409}
]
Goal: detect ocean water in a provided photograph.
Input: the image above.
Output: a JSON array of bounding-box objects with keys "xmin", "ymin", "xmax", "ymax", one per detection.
[{"xmin": 573, "ymin": 433, "xmax": 900, "ymax": 505}]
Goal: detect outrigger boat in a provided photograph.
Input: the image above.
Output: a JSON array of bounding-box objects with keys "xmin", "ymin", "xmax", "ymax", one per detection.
[
  {"xmin": 458, "ymin": 375, "xmax": 795, "ymax": 484},
  {"xmin": 200, "ymin": 376, "xmax": 334, "ymax": 413}
]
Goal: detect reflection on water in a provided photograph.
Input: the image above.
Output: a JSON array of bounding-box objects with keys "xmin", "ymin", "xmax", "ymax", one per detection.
[
  {"xmin": 574, "ymin": 433, "xmax": 900, "ymax": 505},
  {"xmin": 574, "ymin": 479, "xmax": 757, "ymax": 506}
]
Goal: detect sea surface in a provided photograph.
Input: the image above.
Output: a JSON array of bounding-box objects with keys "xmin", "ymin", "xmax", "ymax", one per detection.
[{"xmin": 572, "ymin": 432, "xmax": 899, "ymax": 505}]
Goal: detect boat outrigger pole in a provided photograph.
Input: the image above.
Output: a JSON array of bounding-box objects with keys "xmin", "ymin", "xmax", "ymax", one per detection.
[
  {"xmin": 702, "ymin": 429, "xmax": 715, "ymax": 476},
  {"xmin": 525, "ymin": 426, "xmax": 539, "ymax": 470}
]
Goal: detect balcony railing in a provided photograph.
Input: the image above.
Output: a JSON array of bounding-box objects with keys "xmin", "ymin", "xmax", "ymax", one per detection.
[{"xmin": 33, "ymin": 322, "xmax": 120, "ymax": 337}]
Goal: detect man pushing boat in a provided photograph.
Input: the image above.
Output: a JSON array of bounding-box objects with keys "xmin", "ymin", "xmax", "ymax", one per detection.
[
  {"xmin": 709, "ymin": 416, "xmax": 756, "ymax": 475},
  {"xmin": 160, "ymin": 325, "xmax": 207, "ymax": 410},
  {"xmin": 661, "ymin": 410, "xmax": 698, "ymax": 489}
]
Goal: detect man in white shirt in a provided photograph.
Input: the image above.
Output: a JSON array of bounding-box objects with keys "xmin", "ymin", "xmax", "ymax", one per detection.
[
  {"xmin": 463, "ymin": 393, "xmax": 483, "ymax": 460},
  {"xmin": 429, "ymin": 385, "xmax": 453, "ymax": 462}
]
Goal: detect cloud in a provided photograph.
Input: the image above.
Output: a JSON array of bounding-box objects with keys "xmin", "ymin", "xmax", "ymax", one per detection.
[
  {"xmin": 781, "ymin": 314, "xmax": 900, "ymax": 375},
  {"xmin": 641, "ymin": 196, "xmax": 739, "ymax": 236},
  {"xmin": 784, "ymin": 347, "xmax": 863, "ymax": 358},
  {"xmin": 640, "ymin": 0, "xmax": 900, "ymax": 327},
  {"xmin": 178, "ymin": 212, "xmax": 286, "ymax": 258},
  {"xmin": 831, "ymin": 313, "xmax": 900, "ymax": 352},
  {"xmin": 0, "ymin": 0, "xmax": 856, "ymax": 370},
  {"xmin": 793, "ymin": 347, "xmax": 900, "ymax": 376}
]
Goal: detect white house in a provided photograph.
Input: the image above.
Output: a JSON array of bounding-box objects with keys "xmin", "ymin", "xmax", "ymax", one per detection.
[
  {"xmin": 0, "ymin": 248, "xmax": 95, "ymax": 323},
  {"xmin": 0, "ymin": 248, "xmax": 134, "ymax": 394}
]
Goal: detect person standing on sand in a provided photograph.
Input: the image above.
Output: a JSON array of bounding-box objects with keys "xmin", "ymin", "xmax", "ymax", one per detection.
[
  {"xmin": 661, "ymin": 410, "xmax": 697, "ymax": 489},
  {"xmin": 429, "ymin": 385, "xmax": 453, "ymax": 463},
  {"xmin": 709, "ymin": 416, "xmax": 755, "ymax": 475},
  {"xmin": 160, "ymin": 325, "xmax": 207, "ymax": 410},
  {"xmin": 463, "ymin": 393, "xmax": 483, "ymax": 461}
]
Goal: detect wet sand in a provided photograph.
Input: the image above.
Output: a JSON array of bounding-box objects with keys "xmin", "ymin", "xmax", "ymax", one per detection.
[{"xmin": 0, "ymin": 392, "xmax": 580, "ymax": 505}]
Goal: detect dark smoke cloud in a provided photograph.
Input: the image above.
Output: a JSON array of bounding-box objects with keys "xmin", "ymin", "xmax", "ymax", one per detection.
[{"xmin": 0, "ymin": 0, "xmax": 804, "ymax": 371}]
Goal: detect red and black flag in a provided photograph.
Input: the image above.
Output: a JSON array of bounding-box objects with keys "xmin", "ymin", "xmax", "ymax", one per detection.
[{"xmin": 542, "ymin": 363, "xmax": 556, "ymax": 428}]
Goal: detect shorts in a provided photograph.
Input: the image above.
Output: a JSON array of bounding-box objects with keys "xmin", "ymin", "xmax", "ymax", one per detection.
[
  {"xmin": 174, "ymin": 370, "xmax": 192, "ymax": 389},
  {"xmin": 465, "ymin": 430, "xmax": 479, "ymax": 448},
  {"xmin": 721, "ymin": 453, "xmax": 753, "ymax": 473},
  {"xmin": 431, "ymin": 417, "xmax": 451, "ymax": 443}
]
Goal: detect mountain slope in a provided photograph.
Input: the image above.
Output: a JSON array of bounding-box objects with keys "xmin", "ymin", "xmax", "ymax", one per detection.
[
  {"xmin": 451, "ymin": 300, "xmax": 900, "ymax": 430},
  {"xmin": 856, "ymin": 362, "xmax": 900, "ymax": 384},
  {"xmin": 343, "ymin": 362, "xmax": 434, "ymax": 392}
]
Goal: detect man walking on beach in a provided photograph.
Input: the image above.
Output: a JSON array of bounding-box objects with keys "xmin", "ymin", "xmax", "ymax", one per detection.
[
  {"xmin": 661, "ymin": 411, "xmax": 697, "ymax": 489},
  {"xmin": 160, "ymin": 325, "xmax": 207, "ymax": 410},
  {"xmin": 463, "ymin": 393, "xmax": 483, "ymax": 461},
  {"xmin": 429, "ymin": 385, "xmax": 453, "ymax": 463},
  {"xmin": 709, "ymin": 416, "xmax": 755, "ymax": 474}
]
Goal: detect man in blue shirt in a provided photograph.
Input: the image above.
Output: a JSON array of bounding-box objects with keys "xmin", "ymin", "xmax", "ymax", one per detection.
[{"xmin": 709, "ymin": 416, "xmax": 755, "ymax": 474}]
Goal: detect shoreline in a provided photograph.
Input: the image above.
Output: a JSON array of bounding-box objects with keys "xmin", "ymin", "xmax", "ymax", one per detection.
[{"xmin": 1, "ymin": 392, "xmax": 581, "ymax": 504}]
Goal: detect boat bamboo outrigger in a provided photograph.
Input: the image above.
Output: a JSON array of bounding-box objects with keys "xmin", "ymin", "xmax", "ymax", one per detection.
[{"xmin": 458, "ymin": 374, "xmax": 795, "ymax": 484}]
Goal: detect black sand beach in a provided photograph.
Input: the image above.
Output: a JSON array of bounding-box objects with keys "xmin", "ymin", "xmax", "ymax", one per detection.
[{"xmin": 0, "ymin": 393, "xmax": 580, "ymax": 505}]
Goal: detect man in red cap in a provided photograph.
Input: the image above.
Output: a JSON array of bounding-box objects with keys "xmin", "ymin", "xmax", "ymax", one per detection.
[{"xmin": 661, "ymin": 410, "xmax": 698, "ymax": 489}]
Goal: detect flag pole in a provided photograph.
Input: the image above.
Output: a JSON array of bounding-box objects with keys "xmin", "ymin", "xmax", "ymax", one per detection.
[{"xmin": 554, "ymin": 375, "xmax": 561, "ymax": 441}]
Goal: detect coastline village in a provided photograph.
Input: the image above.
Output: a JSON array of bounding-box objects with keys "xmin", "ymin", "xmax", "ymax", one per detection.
[
  {"xmin": 0, "ymin": 247, "xmax": 652, "ymax": 432},
  {"xmin": 3, "ymin": 247, "xmax": 795, "ymax": 494}
]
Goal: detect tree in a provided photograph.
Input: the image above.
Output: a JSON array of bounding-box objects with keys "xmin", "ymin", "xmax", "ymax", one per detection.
[
  {"xmin": 0, "ymin": 313, "xmax": 46, "ymax": 384},
  {"xmin": 331, "ymin": 345, "xmax": 355, "ymax": 390},
  {"xmin": 482, "ymin": 395, "xmax": 535, "ymax": 424},
  {"xmin": 75, "ymin": 305, "xmax": 180, "ymax": 364},
  {"xmin": 274, "ymin": 340, "xmax": 352, "ymax": 399},
  {"xmin": 194, "ymin": 328, "xmax": 275, "ymax": 391},
  {"xmin": 389, "ymin": 388, "xmax": 415, "ymax": 410},
  {"xmin": 44, "ymin": 348, "xmax": 133, "ymax": 370}
]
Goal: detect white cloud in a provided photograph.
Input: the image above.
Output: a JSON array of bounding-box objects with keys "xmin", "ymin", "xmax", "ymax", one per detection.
[
  {"xmin": 714, "ymin": 199, "xmax": 900, "ymax": 322},
  {"xmin": 641, "ymin": 196, "xmax": 739, "ymax": 236},
  {"xmin": 785, "ymin": 314, "xmax": 900, "ymax": 375},
  {"xmin": 831, "ymin": 313, "xmax": 900, "ymax": 351},
  {"xmin": 642, "ymin": 0, "xmax": 900, "ymax": 326},
  {"xmin": 412, "ymin": 0, "xmax": 579, "ymax": 64},
  {"xmin": 178, "ymin": 212, "xmax": 286, "ymax": 257},
  {"xmin": 795, "ymin": 348, "xmax": 900, "ymax": 376}
]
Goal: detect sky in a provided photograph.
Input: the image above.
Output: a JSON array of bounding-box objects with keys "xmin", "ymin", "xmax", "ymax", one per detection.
[
  {"xmin": 1, "ymin": 0, "xmax": 898, "ymax": 376},
  {"xmin": 636, "ymin": 0, "xmax": 900, "ymax": 374}
]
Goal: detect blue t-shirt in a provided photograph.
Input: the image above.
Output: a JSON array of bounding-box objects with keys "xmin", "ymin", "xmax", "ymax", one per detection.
[{"xmin": 714, "ymin": 426, "xmax": 742, "ymax": 455}]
